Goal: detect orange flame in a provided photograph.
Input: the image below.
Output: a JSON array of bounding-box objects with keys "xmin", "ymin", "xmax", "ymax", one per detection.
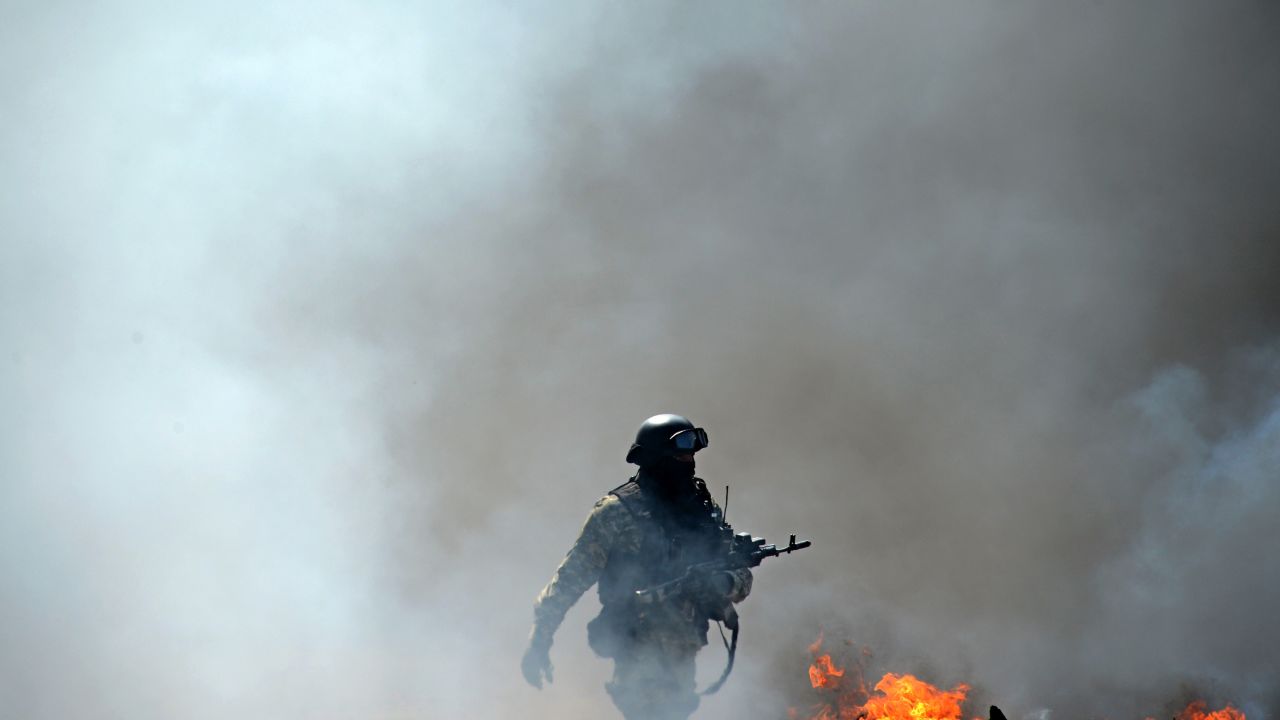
[
  {"xmin": 1176, "ymin": 701, "xmax": 1246, "ymax": 720},
  {"xmin": 810, "ymin": 654, "xmax": 847, "ymax": 689},
  {"xmin": 808, "ymin": 631, "xmax": 828, "ymax": 655},
  {"xmin": 794, "ymin": 633, "xmax": 870, "ymax": 720},
  {"xmin": 861, "ymin": 673, "xmax": 971, "ymax": 720},
  {"xmin": 792, "ymin": 633, "xmax": 1246, "ymax": 720},
  {"xmin": 794, "ymin": 634, "xmax": 970, "ymax": 720}
]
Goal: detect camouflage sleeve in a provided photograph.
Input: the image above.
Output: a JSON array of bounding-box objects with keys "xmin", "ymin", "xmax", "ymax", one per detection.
[
  {"xmin": 726, "ymin": 566, "xmax": 753, "ymax": 603},
  {"xmin": 529, "ymin": 495, "xmax": 635, "ymax": 646}
]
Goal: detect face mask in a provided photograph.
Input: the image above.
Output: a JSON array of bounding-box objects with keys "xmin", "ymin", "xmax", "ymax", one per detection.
[
  {"xmin": 652, "ymin": 455, "xmax": 695, "ymax": 482},
  {"xmin": 643, "ymin": 456, "xmax": 698, "ymax": 507}
]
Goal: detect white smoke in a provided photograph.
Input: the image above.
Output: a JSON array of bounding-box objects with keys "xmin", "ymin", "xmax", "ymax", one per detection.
[{"xmin": 2, "ymin": 2, "xmax": 1278, "ymax": 720}]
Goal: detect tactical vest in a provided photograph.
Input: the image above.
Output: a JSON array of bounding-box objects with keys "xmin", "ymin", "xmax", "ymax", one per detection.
[
  {"xmin": 596, "ymin": 476, "xmax": 725, "ymax": 607},
  {"xmin": 588, "ymin": 476, "xmax": 729, "ymax": 659}
]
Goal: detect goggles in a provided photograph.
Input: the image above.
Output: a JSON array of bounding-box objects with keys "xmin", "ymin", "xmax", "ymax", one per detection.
[{"xmin": 669, "ymin": 427, "xmax": 709, "ymax": 452}]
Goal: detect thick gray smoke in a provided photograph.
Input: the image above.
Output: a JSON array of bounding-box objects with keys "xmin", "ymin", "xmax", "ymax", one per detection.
[{"xmin": 2, "ymin": 2, "xmax": 1277, "ymax": 719}]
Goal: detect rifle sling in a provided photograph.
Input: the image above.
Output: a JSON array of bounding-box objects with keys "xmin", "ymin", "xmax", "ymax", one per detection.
[{"xmin": 699, "ymin": 620, "xmax": 739, "ymax": 695}]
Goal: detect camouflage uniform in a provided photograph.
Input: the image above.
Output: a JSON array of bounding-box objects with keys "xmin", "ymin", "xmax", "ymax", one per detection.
[{"xmin": 530, "ymin": 474, "xmax": 752, "ymax": 720}]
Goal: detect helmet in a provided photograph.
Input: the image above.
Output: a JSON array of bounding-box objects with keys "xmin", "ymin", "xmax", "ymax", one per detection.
[{"xmin": 625, "ymin": 413, "xmax": 709, "ymax": 466}]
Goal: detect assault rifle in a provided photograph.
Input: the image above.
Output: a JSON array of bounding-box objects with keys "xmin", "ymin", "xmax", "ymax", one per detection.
[
  {"xmin": 633, "ymin": 531, "xmax": 811, "ymax": 695},
  {"xmin": 634, "ymin": 532, "xmax": 812, "ymax": 605}
]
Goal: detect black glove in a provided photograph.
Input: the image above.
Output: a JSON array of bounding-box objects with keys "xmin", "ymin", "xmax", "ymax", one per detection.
[
  {"xmin": 520, "ymin": 632, "xmax": 554, "ymax": 689},
  {"xmin": 694, "ymin": 572, "xmax": 740, "ymax": 626},
  {"xmin": 699, "ymin": 571, "xmax": 735, "ymax": 598}
]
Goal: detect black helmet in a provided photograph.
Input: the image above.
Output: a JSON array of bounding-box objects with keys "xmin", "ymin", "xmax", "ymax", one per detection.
[{"xmin": 625, "ymin": 413, "xmax": 709, "ymax": 466}]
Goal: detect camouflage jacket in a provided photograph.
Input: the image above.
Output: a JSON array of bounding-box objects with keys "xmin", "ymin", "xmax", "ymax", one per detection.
[{"xmin": 530, "ymin": 476, "xmax": 752, "ymax": 652}]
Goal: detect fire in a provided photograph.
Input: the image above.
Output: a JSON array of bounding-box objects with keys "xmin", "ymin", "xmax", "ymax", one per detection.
[
  {"xmin": 792, "ymin": 633, "xmax": 868, "ymax": 720},
  {"xmin": 790, "ymin": 632, "xmax": 1248, "ymax": 720},
  {"xmin": 792, "ymin": 634, "xmax": 969, "ymax": 720},
  {"xmin": 1176, "ymin": 701, "xmax": 1246, "ymax": 720},
  {"xmin": 810, "ymin": 654, "xmax": 846, "ymax": 689},
  {"xmin": 861, "ymin": 673, "xmax": 970, "ymax": 720}
]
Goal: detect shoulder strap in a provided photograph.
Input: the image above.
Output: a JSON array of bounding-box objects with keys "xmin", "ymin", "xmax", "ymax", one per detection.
[
  {"xmin": 607, "ymin": 476, "xmax": 638, "ymax": 498},
  {"xmin": 607, "ymin": 477, "xmax": 670, "ymax": 566},
  {"xmin": 609, "ymin": 477, "xmax": 652, "ymax": 522}
]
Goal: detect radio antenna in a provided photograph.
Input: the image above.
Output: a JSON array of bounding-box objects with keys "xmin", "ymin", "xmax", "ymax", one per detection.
[{"xmin": 722, "ymin": 484, "xmax": 730, "ymax": 525}]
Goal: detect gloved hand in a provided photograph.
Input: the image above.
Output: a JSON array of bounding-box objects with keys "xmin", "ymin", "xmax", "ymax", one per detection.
[
  {"xmin": 521, "ymin": 635, "xmax": 554, "ymax": 689},
  {"xmin": 696, "ymin": 571, "xmax": 735, "ymax": 598},
  {"xmin": 692, "ymin": 571, "xmax": 738, "ymax": 624}
]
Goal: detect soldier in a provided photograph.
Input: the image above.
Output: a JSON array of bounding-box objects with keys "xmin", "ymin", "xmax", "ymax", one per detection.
[{"xmin": 521, "ymin": 414, "xmax": 753, "ymax": 720}]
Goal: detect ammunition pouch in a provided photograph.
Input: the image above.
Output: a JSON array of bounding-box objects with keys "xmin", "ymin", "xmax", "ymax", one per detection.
[{"xmin": 587, "ymin": 601, "xmax": 640, "ymax": 659}]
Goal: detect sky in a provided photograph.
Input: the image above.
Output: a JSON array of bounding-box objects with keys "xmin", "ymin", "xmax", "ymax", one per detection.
[{"xmin": 2, "ymin": 2, "xmax": 1278, "ymax": 719}]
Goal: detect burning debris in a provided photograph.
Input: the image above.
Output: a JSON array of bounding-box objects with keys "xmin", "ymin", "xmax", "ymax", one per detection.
[
  {"xmin": 1163, "ymin": 701, "xmax": 1248, "ymax": 720},
  {"xmin": 806, "ymin": 632, "xmax": 865, "ymax": 696},
  {"xmin": 789, "ymin": 633, "xmax": 1248, "ymax": 720},
  {"xmin": 790, "ymin": 633, "xmax": 972, "ymax": 720},
  {"xmin": 861, "ymin": 674, "xmax": 972, "ymax": 720}
]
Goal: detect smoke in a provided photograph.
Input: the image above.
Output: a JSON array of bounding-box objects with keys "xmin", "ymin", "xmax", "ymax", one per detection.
[{"xmin": 2, "ymin": 1, "xmax": 1278, "ymax": 719}]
